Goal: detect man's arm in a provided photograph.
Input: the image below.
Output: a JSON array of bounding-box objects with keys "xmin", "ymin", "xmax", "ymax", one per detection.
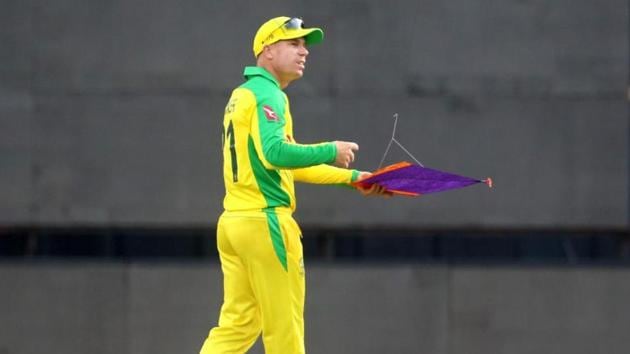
[
  {"xmin": 292, "ymin": 164, "xmax": 359, "ymax": 184},
  {"xmin": 250, "ymin": 99, "xmax": 335, "ymax": 168},
  {"xmin": 293, "ymin": 167, "xmax": 393, "ymax": 197},
  {"xmin": 249, "ymin": 93, "xmax": 359, "ymax": 169}
]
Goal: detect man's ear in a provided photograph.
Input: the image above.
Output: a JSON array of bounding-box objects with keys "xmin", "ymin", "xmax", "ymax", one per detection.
[{"xmin": 262, "ymin": 45, "xmax": 274, "ymax": 60}]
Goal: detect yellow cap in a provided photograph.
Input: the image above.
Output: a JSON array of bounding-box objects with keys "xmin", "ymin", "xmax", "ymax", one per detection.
[{"xmin": 252, "ymin": 17, "xmax": 324, "ymax": 57}]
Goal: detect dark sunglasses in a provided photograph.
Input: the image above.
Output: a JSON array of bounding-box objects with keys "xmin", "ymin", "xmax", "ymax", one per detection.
[
  {"xmin": 282, "ymin": 17, "xmax": 304, "ymax": 30},
  {"xmin": 263, "ymin": 17, "xmax": 305, "ymax": 44}
]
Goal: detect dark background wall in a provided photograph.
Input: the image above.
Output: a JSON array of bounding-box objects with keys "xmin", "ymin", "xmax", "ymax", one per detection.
[
  {"xmin": 1, "ymin": 2, "xmax": 629, "ymax": 354},
  {"xmin": 1, "ymin": 0, "xmax": 627, "ymax": 228}
]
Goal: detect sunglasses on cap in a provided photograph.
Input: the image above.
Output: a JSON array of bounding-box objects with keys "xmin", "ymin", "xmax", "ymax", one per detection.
[
  {"xmin": 280, "ymin": 17, "xmax": 304, "ymax": 31},
  {"xmin": 263, "ymin": 17, "xmax": 305, "ymax": 44}
]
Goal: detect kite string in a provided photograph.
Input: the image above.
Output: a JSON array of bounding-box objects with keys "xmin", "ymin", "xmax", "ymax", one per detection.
[
  {"xmin": 377, "ymin": 139, "xmax": 394, "ymax": 169},
  {"xmin": 377, "ymin": 113, "xmax": 424, "ymax": 169},
  {"xmin": 393, "ymin": 138, "xmax": 424, "ymax": 167}
]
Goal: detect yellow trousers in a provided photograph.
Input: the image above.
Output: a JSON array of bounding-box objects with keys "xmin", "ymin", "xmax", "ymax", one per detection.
[{"xmin": 200, "ymin": 209, "xmax": 305, "ymax": 354}]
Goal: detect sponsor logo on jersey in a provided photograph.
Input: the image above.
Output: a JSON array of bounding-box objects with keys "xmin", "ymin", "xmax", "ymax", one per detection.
[{"xmin": 263, "ymin": 105, "xmax": 279, "ymax": 121}]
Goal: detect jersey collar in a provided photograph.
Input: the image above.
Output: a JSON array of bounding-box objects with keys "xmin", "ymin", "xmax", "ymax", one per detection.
[{"xmin": 243, "ymin": 66, "xmax": 280, "ymax": 88}]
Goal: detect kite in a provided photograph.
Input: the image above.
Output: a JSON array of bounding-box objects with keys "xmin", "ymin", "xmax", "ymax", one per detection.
[
  {"xmin": 352, "ymin": 161, "xmax": 492, "ymax": 196},
  {"xmin": 351, "ymin": 114, "xmax": 493, "ymax": 196}
]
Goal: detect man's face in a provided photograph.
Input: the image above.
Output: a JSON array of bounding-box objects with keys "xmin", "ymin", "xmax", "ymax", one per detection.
[{"xmin": 267, "ymin": 37, "xmax": 309, "ymax": 83}]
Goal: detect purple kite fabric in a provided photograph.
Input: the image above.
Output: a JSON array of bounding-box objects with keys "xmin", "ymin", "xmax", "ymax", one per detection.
[{"xmin": 352, "ymin": 162, "xmax": 491, "ymax": 196}]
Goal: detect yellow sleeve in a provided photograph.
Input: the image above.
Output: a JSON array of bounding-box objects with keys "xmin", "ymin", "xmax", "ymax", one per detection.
[{"xmin": 292, "ymin": 165, "xmax": 360, "ymax": 185}]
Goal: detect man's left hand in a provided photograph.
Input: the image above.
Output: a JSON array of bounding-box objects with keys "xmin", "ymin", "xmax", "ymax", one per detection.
[{"xmin": 356, "ymin": 172, "xmax": 393, "ymax": 197}]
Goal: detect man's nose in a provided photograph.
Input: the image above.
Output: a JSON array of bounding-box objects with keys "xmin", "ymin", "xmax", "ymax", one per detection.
[{"xmin": 300, "ymin": 46, "xmax": 309, "ymax": 56}]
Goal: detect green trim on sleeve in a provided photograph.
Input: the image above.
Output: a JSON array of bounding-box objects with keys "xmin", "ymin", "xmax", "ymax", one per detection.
[
  {"xmin": 330, "ymin": 142, "xmax": 337, "ymax": 164},
  {"xmin": 333, "ymin": 170, "xmax": 361, "ymax": 189},
  {"xmin": 351, "ymin": 170, "xmax": 360, "ymax": 182}
]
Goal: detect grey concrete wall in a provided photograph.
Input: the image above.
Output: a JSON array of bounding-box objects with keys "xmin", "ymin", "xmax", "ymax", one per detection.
[
  {"xmin": 1, "ymin": 262, "xmax": 629, "ymax": 354},
  {"xmin": 0, "ymin": 0, "xmax": 627, "ymax": 227}
]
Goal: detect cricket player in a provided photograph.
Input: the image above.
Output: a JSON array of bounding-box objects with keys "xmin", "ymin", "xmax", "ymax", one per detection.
[{"xmin": 199, "ymin": 16, "xmax": 389, "ymax": 354}]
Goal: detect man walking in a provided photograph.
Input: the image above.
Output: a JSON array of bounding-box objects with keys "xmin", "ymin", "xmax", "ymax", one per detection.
[{"xmin": 200, "ymin": 16, "xmax": 388, "ymax": 354}]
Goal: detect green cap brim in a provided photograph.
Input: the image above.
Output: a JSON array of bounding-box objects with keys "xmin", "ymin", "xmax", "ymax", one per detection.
[
  {"xmin": 304, "ymin": 28, "xmax": 324, "ymax": 45},
  {"xmin": 282, "ymin": 27, "xmax": 324, "ymax": 46}
]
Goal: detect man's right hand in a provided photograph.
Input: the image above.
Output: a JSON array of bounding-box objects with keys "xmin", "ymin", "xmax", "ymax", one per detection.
[{"xmin": 333, "ymin": 141, "xmax": 359, "ymax": 168}]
